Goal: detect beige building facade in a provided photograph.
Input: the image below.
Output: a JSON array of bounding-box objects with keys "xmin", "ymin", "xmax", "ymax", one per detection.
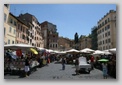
[
  {"xmin": 4, "ymin": 5, "xmax": 17, "ymax": 45},
  {"xmin": 4, "ymin": 4, "xmax": 10, "ymax": 44},
  {"xmin": 16, "ymin": 18, "xmax": 29, "ymax": 44},
  {"xmin": 18, "ymin": 13, "xmax": 44, "ymax": 48},
  {"xmin": 7, "ymin": 13, "xmax": 17, "ymax": 44},
  {"xmin": 58, "ymin": 37, "xmax": 73, "ymax": 51},
  {"xmin": 40, "ymin": 21, "xmax": 58, "ymax": 50},
  {"xmin": 97, "ymin": 10, "xmax": 116, "ymax": 50},
  {"xmin": 80, "ymin": 36, "xmax": 92, "ymax": 50}
]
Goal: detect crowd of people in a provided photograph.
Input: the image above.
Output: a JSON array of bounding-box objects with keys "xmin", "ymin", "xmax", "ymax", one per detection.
[
  {"xmin": 4, "ymin": 49, "xmax": 57, "ymax": 77},
  {"xmin": 4, "ymin": 48, "xmax": 116, "ymax": 79},
  {"xmin": 59, "ymin": 53, "xmax": 116, "ymax": 79}
]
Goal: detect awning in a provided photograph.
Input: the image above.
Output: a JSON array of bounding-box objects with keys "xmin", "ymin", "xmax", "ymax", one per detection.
[{"xmin": 30, "ymin": 48, "xmax": 38, "ymax": 54}]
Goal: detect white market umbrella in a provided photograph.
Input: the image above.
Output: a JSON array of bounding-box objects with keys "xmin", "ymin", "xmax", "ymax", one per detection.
[
  {"xmin": 102, "ymin": 50, "xmax": 112, "ymax": 55},
  {"xmin": 66, "ymin": 49, "xmax": 80, "ymax": 54},
  {"xmin": 37, "ymin": 47, "xmax": 45, "ymax": 51},
  {"xmin": 80, "ymin": 48, "xmax": 94, "ymax": 53},
  {"xmin": 58, "ymin": 51, "xmax": 66, "ymax": 55},
  {"xmin": 47, "ymin": 49, "xmax": 54, "ymax": 53},
  {"xmin": 92, "ymin": 50, "xmax": 105, "ymax": 55},
  {"xmin": 4, "ymin": 44, "xmax": 35, "ymax": 51},
  {"xmin": 109, "ymin": 48, "xmax": 116, "ymax": 54}
]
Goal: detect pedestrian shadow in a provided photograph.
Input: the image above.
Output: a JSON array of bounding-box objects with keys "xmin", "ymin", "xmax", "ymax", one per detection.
[
  {"xmin": 54, "ymin": 62, "xmax": 61, "ymax": 64},
  {"xmin": 72, "ymin": 74, "xmax": 78, "ymax": 76},
  {"xmin": 79, "ymin": 71, "xmax": 90, "ymax": 74},
  {"xmin": 59, "ymin": 69, "xmax": 65, "ymax": 71}
]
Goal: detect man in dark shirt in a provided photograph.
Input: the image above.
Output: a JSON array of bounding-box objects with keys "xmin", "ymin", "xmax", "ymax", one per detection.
[
  {"xmin": 75, "ymin": 58, "xmax": 79, "ymax": 75},
  {"xmin": 62, "ymin": 58, "xmax": 66, "ymax": 70},
  {"xmin": 24, "ymin": 58, "xmax": 30, "ymax": 77}
]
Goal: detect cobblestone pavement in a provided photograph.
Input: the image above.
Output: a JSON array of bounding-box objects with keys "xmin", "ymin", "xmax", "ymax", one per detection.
[{"xmin": 4, "ymin": 62, "xmax": 114, "ymax": 80}]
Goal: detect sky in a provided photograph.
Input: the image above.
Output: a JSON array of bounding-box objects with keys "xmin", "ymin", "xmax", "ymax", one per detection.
[{"xmin": 10, "ymin": 4, "xmax": 116, "ymax": 39}]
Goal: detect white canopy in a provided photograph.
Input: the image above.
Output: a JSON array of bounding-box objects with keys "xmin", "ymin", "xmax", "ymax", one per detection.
[
  {"xmin": 92, "ymin": 50, "xmax": 105, "ymax": 55},
  {"xmin": 37, "ymin": 47, "xmax": 45, "ymax": 50},
  {"xmin": 66, "ymin": 49, "xmax": 80, "ymax": 54},
  {"xmin": 46, "ymin": 49, "xmax": 54, "ymax": 53},
  {"xmin": 4, "ymin": 44, "xmax": 35, "ymax": 50},
  {"xmin": 80, "ymin": 48, "xmax": 94, "ymax": 53},
  {"xmin": 109, "ymin": 48, "xmax": 116, "ymax": 53},
  {"xmin": 102, "ymin": 50, "xmax": 112, "ymax": 55},
  {"xmin": 58, "ymin": 51, "xmax": 66, "ymax": 54}
]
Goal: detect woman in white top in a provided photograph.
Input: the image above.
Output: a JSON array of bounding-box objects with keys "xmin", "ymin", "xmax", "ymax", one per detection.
[{"xmin": 102, "ymin": 62, "xmax": 108, "ymax": 79}]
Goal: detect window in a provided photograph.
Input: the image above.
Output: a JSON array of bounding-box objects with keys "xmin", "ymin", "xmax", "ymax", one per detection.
[
  {"xmin": 14, "ymin": 29, "xmax": 16, "ymax": 34},
  {"xmin": 8, "ymin": 39, "xmax": 10, "ymax": 44},
  {"xmin": 102, "ymin": 22, "xmax": 104, "ymax": 26},
  {"xmin": 108, "ymin": 38, "xmax": 111, "ymax": 43},
  {"xmin": 108, "ymin": 18, "xmax": 110, "ymax": 22},
  {"xmin": 22, "ymin": 35, "xmax": 25, "ymax": 39},
  {"xmin": 4, "ymin": 13, "xmax": 7, "ymax": 22},
  {"xmin": 32, "ymin": 43, "xmax": 34, "ymax": 46},
  {"xmin": 105, "ymin": 26, "xmax": 107, "ymax": 31},
  {"xmin": 102, "ymin": 28, "xmax": 104, "ymax": 32},
  {"xmin": 105, "ymin": 33, "xmax": 107, "ymax": 37},
  {"xmin": 103, "ymin": 46, "xmax": 105, "ymax": 50},
  {"xmin": 14, "ymin": 21, "xmax": 16, "ymax": 26},
  {"xmin": 108, "ymin": 25, "xmax": 110, "ymax": 29},
  {"xmin": 56, "ymin": 44, "xmax": 57, "ymax": 48},
  {"xmin": 9, "ymin": 27, "xmax": 12, "ymax": 33},
  {"xmin": 35, "ymin": 37, "xmax": 36, "ymax": 40},
  {"xmin": 108, "ymin": 31, "xmax": 110, "ymax": 36},
  {"xmin": 103, "ymin": 34, "xmax": 104, "ymax": 38},
  {"xmin": 4, "ymin": 27, "xmax": 6, "ymax": 36},
  {"xmin": 21, "ymin": 26, "xmax": 23, "ymax": 31},
  {"xmin": 10, "ymin": 18, "xmax": 13, "ymax": 24},
  {"xmin": 103, "ymin": 40, "xmax": 104, "ymax": 44},
  {"xmin": 100, "ymin": 41, "xmax": 102, "ymax": 45},
  {"xmin": 12, "ymin": 41, "xmax": 14, "ymax": 44},
  {"xmin": 105, "ymin": 20, "xmax": 107, "ymax": 24},
  {"xmin": 18, "ymin": 24, "xmax": 20, "ymax": 30}
]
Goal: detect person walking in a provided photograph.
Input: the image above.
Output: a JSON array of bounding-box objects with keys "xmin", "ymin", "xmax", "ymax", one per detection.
[
  {"xmin": 24, "ymin": 57, "xmax": 30, "ymax": 77},
  {"xmin": 102, "ymin": 62, "xmax": 108, "ymax": 79},
  {"xmin": 62, "ymin": 57, "xmax": 66, "ymax": 70},
  {"xmin": 90, "ymin": 56, "xmax": 94, "ymax": 70},
  {"xmin": 75, "ymin": 57, "xmax": 79, "ymax": 75}
]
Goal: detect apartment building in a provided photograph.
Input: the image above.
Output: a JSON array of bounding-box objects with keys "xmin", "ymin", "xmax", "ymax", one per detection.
[
  {"xmin": 5, "ymin": 12, "xmax": 17, "ymax": 44},
  {"xmin": 58, "ymin": 37, "xmax": 73, "ymax": 51},
  {"xmin": 4, "ymin": 4, "xmax": 10, "ymax": 44},
  {"xmin": 18, "ymin": 13, "xmax": 44, "ymax": 48},
  {"xmin": 97, "ymin": 10, "xmax": 116, "ymax": 50},
  {"xmin": 16, "ymin": 17, "xmax": 29, "ymax": 44},
  {"xmin": 40, "ymin": 21, "xmax": 58, "ymax": 50},
  {"xmin": 80, "ymin": 36, "xmax": 92, "ymax": 50}
]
